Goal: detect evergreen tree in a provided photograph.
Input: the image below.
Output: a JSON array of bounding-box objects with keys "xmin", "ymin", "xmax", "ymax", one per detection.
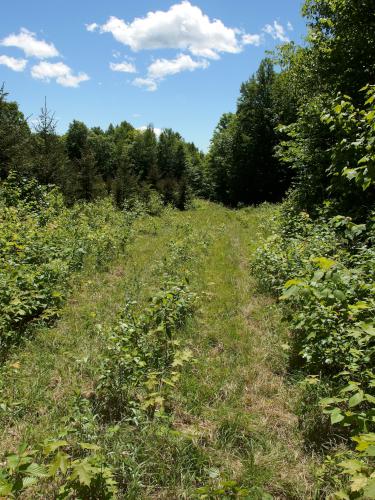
[
  {"xmin": 65, "ymin": 120, "xmax": 103, "ymax": 202},
  {"xmin": 112, "ymin": 144, "xmax": 139, "ymax": 208},
  {"xmin": 207, "ymin": 59, "xmax": 295, "ymax": 206},
  {"xmin": 88, "ymin": 128, "xmax": 116, "ymax": 190},
  {"xmin": 31, "ymin": 98, "xmax": 67, "ymax": 185},
  {"xmin": 0, "ymin": 85, "xmax": 32, "ymax": 179}
]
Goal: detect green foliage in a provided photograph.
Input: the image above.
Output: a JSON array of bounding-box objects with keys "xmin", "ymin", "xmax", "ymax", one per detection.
[
  {"xmin": 196, "ymin": 479, "xmax": 272, "ymax": 499},
  {"xmin": 276, "ymin": 95, "xmax": 332, "ymax": 214},
  {"xmin": 0, "ymin": 87, "xmax": 205, "ymax": 210},
  {"xmin": 207, "ymin": 59, "xmax": 296, "ymax": 206},
  {"xmin": 302, "ymin": 0, "xmax": 375, "ymax": 98},
  {"xmin": 322, "ymin": 85, "xmax": 375, "ymax": 196},
  {"xmin": 0, "ymin": 85, "xmax": 31, "ymax": 179},
  {"xmin": 0, "ymin": 440, "xmax": 117, "ymax": 498},
  {"xmin": 253, "ymin": 205, "xmax": 375, "ymax": 497},
  {"xmin": 97, "ymin": 281, "xmax": 196, "ymax": 421},
  {"xmin": 253, "ymin": 2, "xmax": 375, "ymax": 483},
  {"xmin": 96, "ymin": 226, "xmax": 201, "ymax": 422},
  {"xmin": 273, "ymin": 0, "xmax": 375, "ymax": 219},
  {"xmin": 0, "ymin": 176, "xmax": 132, "ymax": 354}
]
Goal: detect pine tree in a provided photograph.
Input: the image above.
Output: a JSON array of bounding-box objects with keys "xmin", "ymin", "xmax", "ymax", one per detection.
[
  {"xmin": 31, "ymin": 98, "xmax": 67, "ymax": 185},
  {"xmin": 0, "ymin": 84, "xmax": 32, "ymax": 178}
]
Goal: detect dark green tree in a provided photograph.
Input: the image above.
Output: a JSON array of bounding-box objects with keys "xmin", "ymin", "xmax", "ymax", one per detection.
[
  {"xmin": 64, "ymin": 120, "xmax": 104, "ymax": 202},
  {"xmin": 207, "ymin": 59, "xmax": 295, "ymax": 206},
  {"xmin": 30, "ymin": 98, "xmax": 67, "ymax": 185},
  {"xmin": 206, "ymin": 113, "xmax": 237, "ymax": 204},
  {"xmin": 0, "ymin": 85, "xmax": 32, "ymax": 179}
]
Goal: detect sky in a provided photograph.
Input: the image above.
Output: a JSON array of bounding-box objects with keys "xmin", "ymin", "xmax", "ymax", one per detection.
[{"xmin": 1, "ymin": 1, "xmax": 306, "ymax": 151}]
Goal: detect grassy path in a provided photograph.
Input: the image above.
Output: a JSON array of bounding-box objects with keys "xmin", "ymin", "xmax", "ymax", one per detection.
[
  {"xmin": 0, "ymin": 202, "xmax": 315, "ymax": 498},
  {"xmin": 169, "ymin": 204, "xmax": 315, "ymax": 499}
]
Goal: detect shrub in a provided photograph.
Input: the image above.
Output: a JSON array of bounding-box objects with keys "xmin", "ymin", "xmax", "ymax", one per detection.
[
  {"xmin": 0, "ymin": 175, "xmax": 132, "ymax": 355},
  {"xmin": 253, "ymin": 205, "xmax": 375, "ymax": 498}
]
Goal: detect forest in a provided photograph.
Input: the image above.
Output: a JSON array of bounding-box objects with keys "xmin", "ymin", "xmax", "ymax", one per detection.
[{"xmin": 0, "ymin": 0, "xmax": 374, "ymax": 498}]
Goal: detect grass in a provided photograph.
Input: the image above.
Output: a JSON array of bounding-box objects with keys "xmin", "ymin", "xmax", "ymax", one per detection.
[{"xmin": 0, "ymin": 201, "xmax": 318, "ymax": 498}]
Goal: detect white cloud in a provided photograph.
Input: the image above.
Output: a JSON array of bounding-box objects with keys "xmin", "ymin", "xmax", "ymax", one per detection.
[
  {"xmin": 31, "ymin": 61, "xmax": 89, "ymax": 87},
  {"xmin": 138, "ymin": 125, "xmax": 162, "ymax": 137},
  {"xmin": 97, "ymin": 1, "xmax": 242, "ymax": 59},
  {"xmin": 110, "ymin": 61, "xmax": 137, "ymax": 73},
  {"xmin": 263, "ymin": 21, "xmax": 289, "ymax": 43},
  {"xmin": 90, "ymin": 2, "xmax": 279, "ymax": 91},
  {"xmin": 0, "ymin": 54, "xmax": 27, "ymax": 71},
  {"xmin": 148, "ymin": 54, "xmax": 209, "ymax": 80},
  {"xmin": 287, "ymin": 21, "xmax": 294, "ymax": 31},
  {"xmin": 132, "ymin": 77, "xmax": 157, "ymax": 92},
  {"xmin": 133, "ymin": 54, "xmax": 209, "ymax": 91},
  {"xmin": 242, "ymin": 33, "xmax": 262, "ymax": 46},
  {"xmin": 1, "ymin": 28, "xmax": 59, "ymax": 58},
  {"xmin": 86, "ymin": 22, "xmax": 99, "ymax": 32}
]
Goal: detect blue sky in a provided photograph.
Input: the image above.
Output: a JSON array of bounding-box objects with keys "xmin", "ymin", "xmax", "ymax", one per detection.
[{"xmin": 1, "ymin": 1, "xmax": 306, "ymax": 151}]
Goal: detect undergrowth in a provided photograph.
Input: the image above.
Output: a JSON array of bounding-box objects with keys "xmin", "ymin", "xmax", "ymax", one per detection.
[
  {"xmin": 0, "ymin": 202, "xmax": 212, "ymax": 498},
  {"xmin": 253, "ymin": 204, "xmax": 375, "ymax": 499},
  {"xmin": 0, "ymin": 174, "xmax": 134, "ymax": 358}
]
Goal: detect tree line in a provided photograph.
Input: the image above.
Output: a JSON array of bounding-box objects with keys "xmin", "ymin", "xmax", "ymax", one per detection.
[{"xmin": 0, "ymin": 89, "xmax": 206, "ymax": 209}]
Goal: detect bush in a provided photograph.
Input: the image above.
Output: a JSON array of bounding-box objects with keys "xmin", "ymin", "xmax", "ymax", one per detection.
[
  {"xmin": 253, "ymin": 205, "xmax": 375, "ymax": 498},
  {"xmin": 0, "ymin": 175, "xmax": 132, "ymax": 355}
]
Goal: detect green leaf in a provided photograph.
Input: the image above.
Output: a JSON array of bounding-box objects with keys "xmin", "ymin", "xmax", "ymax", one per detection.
[
  {"xmin": 7, "ymin": 454, "xmax": 20, "ymax": 470},
  {"xmin": 71, "ymin": 461, "xmax": 94, "ymax": 486},
  {"xmin": 49, "ymin": 451, "xmax": 70, "ymax": 476},
  {"xmin": 332, "ymin": 491, "xmax": 350, "ymax": 500},
  {"xmin": 284, "ymin": 278, "xmax": 305, "ymax": 288},
  {"xmin": 26, "ymin": 462, "xmax": 48, "ymax": 477},
  {"xmin": 351, "ymin": 474, "xmax": 368, "ymax": 492},
  {"xmin": 338, "ymin": 459, "xmax": 363, "ymax": 474},
  {"xmin": 330, "ymin": 407, "xmax": 345, "ymax": 424},
  {"xmin": 280, "ymin": 285, "xmax": 300, "ymax": 300},
  {"xmin": 0, "ymin": 480, "xmax": 13, "ymax": 496},
  {"xmin": 43, "ymin": 440, "xmax": 68, "ymax": 455},
  {"xmin": 364, "ymin": 445, "xmax": 375, "ymax": 457},
  {"xmin": 365, "ymin": 394, "xmax": 375, "ymax": 404},
  {"xmin": 349, "ymin": 391, "xmax": 364, "ymax": 408},
  {"xmin": 342, "ymin": 168, "xmax": 358, "ymax": 180},
  {"xmin": 311, "ymin": 256, "xmax": 336, "ymax": 270},
  {"xmin": 22, "ymin": 476, "xmax": 38, "ymax": 488},
  {"xmin": 363, "ymin": 478, "xmax": 375, "ymax": 498}
]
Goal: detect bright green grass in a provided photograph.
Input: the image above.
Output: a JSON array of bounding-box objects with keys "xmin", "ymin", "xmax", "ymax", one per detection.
[{"xmin": 0, "ymin": 201, "xmax": 317, "ymax": 499}]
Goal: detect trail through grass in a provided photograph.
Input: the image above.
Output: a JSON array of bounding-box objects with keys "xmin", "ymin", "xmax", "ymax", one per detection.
[{"xmin": 0, "ymin": 201, "xmax": 316, "ymax": 498}]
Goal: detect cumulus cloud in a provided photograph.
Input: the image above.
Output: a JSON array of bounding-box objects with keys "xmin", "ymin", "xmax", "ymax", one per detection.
[
  {"xmin": 86, "ymin": 22, "xmax": 99, "ymax": 32},
  {"xmin": 1, "ymin": 28, "xmax": 59, "ymax": 58},
  {"xmin": 88, "ymin": 2, "xmax": 284, "ymax": 90},
  {"xmin": 0, "ymin": 54, "xmax": 27, "ymax": 71},
  {"xmin": 31, "ymin": 61, "xmax": 89, "ymax": 87},
  {"xmin": 132, "ymin": 77, "xmax": 157, "ymax": 92},
  {"xmin": 287, "ymin": 21, "xmax": 294, "ymax": 31},
  {"xmin": 148, "ymin": 54, "xmax": 209, "ymax": 80},
  {"xmin": 132, "ymin": 54, "xmax": 209, "ymax": 91},
  {"xmin": 242, "ymin": 33, "xmax": 262, "ymax": 46},
  {"xmin": 110, "ymin": 61, "xmax": 137, "ymax": 73},
  {"xmin": 95, "ymin": 1, "xmax": 243, "ymax": 59},
  {"xmin": 263, "ymin": 21, "xmax": 289, "ymax": 43}
]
